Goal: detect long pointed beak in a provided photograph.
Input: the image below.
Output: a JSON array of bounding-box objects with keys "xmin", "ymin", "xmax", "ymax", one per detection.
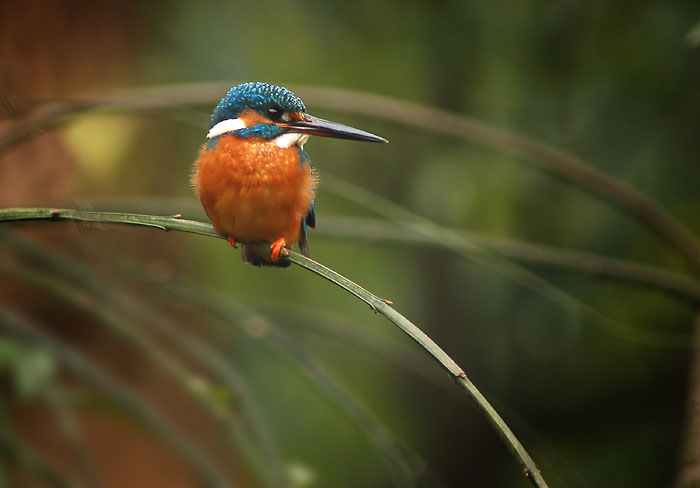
[{"xmin": 284, "ymin": 114, "xmax": 388, "ymax": 143}]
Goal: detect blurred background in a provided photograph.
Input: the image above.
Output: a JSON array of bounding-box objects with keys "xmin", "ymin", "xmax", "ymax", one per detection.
[{"xmin": 2, "ymin": 1, "xmax": 700, "ymax": 487}]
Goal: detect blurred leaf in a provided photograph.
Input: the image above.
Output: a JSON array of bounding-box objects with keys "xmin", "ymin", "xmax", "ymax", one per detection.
[
  {"xmin": 16, "ymin": 350, "xmax": 55, "ymax": 400},
  {"xmin": 0, "ymin": 337, "xmax": 56, "ymax": 401},
  {"xmin": 286, "ymin": 461, "xmax": 316, "ymax": 488}
]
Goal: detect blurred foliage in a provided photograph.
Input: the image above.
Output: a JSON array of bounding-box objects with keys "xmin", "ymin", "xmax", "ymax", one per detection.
[
  {"xmin": 2, "ymin": 1, "xmax": 700, "ymax": 487},
  {"xmin": 0, "ymin": 338, "xmax": 55, "ymax": 402}
]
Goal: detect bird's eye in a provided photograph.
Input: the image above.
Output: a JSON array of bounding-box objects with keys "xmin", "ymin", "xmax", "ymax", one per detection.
[{"xmin": 267, "ymin": 106, "xmax": 283, "ymax": 121}]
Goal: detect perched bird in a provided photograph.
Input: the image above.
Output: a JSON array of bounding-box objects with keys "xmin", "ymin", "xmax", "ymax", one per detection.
[{"xmin": 192, "ymin": 82, "xmax": 387, "ymax": 267}]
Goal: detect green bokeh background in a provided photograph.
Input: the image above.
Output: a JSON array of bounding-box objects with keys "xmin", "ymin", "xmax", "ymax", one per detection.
[{"xmin": 4, "ymin": 2, "xmax": 700, "ymax": 487}]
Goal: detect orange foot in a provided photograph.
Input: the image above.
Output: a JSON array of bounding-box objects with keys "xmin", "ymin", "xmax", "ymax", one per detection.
[
  {"xmin": 270, "ymin": 238, "xmax": 287, "ymax": 260},
  {"xmin": 228, "ymin": 236, "xmax": 237, "ymax": 248}
]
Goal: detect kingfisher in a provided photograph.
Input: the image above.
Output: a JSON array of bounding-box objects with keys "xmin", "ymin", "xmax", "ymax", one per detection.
[{"xmin": 192, "ymin": 82, "xmax": 387, "ymax": 267}]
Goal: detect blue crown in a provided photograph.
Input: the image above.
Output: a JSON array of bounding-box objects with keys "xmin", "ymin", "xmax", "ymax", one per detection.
[{"xmin": 210, "ymin": 82, "xmax": 306, "ymax": 128}]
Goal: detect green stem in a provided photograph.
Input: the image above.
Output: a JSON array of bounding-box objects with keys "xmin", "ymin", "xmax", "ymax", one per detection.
[
  {"xmin": 5, "ymin": 82, "xmax": 698, "ymax": 271},
  {"xmin": 68, "ymin": 197, "xmax": 700, "ymax": 304},
  {"xmin": 323, "ymin": 176, "xmax": 693, "ymax": 348},
  {"xmin": 297, "ymin": 86, "xmax": 700, "ymax": 272},
  {"xmin": 0, "ymin": 228, "xmax": 286, "ymax": 488},
  {"xmin": 0, "ymin": 307, "xmax": 230, "ymax": 488},
  {"xmin": 317, "ymin": 216, "xmax": 700, "ymax": 305},
  {"xmin": 156, "ymin": 277, "xmax": 420, "ymax": 488},
  {"xmin": 0, "ymin": 206, "xmax": 548, "ymax": 487}
]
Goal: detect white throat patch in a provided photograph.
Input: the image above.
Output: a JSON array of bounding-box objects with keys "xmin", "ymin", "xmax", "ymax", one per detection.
[
  {"xmin": 274, "ymin": 133, "xmax": 310, "ymax": 149},
  {"xmin": 207, "ymin": 118, "xmax": 246, "ymax": 139}
]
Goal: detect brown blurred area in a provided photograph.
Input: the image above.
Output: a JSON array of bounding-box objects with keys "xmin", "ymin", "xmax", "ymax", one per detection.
[
  {"xmin": 0, "ymin": 2, "xmax": 218, "ymax": 486},
  {"xmin": 0, "ymin": 0, "xmax": 140, "ymax": 206}
]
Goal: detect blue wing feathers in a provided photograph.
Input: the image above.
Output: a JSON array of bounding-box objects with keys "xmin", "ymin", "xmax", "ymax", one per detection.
[
  {"xmin": 306, "ymin": 201, "xmax": 316, "ymax": 229},
  {"xmin": 298, "ymin": 201, "xmax": 315, "ymax": 257}
]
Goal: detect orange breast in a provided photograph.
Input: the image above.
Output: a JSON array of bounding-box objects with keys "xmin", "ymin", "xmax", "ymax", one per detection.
[{"xmin": 191, "ymin": 135, "xmax": 317, "ymax": 246}]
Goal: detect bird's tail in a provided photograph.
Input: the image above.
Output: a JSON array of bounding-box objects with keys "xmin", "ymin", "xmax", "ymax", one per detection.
[{"xmin": 241, "ymin": 245, "xmax": 291, "ymax": 268}]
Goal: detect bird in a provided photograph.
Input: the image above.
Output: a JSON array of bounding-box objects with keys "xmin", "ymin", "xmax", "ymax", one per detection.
[{"xmin": 191, "ymin": 82, "xmax": 387, "ymax": 267}]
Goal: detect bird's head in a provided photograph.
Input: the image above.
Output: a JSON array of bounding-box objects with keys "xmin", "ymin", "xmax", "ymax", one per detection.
[{"xmin": 207, "ymin": 82, "xmax": 387, "ymax": 148}]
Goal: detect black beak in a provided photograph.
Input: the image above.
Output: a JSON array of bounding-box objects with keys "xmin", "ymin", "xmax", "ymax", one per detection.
[{"xmin": 286, "ymin": 114, "xmax": 388, "ymax": 143}]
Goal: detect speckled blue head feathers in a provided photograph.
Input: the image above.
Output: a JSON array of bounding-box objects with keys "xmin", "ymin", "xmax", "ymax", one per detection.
[
  {"xmin": 210, "ymin": 82, "xmax": 306, "ymax": 128},
  {"xmin": 206, "ymin": 82, "xmax": 387, "ymax": 147}
]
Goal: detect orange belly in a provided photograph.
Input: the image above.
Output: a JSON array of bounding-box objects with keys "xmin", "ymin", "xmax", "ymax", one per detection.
[{"xmin": 192, "ymin": 135, "xmax": 316, "ymax": 246}]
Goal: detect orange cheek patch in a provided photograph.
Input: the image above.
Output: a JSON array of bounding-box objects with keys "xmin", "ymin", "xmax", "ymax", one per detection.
[
  {"xmin": 239, "ymin": 109, "xmax": 305, "ymax": 128},
  {"xmin": 237, "ymin": 108, "xmax": 272, "ymax": 126}
]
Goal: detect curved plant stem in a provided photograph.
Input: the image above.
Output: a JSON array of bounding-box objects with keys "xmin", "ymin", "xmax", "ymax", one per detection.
[
  {"xmin": 0, "ymin": 307, "xmax": 230, "ymax": 488},
  {"xmin": 323, "ymin": 176, "xmax": 694, "ymax": 348},
  {"xmin": 296, "ymin": 86, "xmax": 700, "ymax": 272},
  {"xmin": 0, "ymin": 83, "xmax": 225, "ymax": 149},
  {"xmin": 317, "ymin": 216, "xmax": 700, "ymax": 305},
  {"xmin": 155, "ymin": 277, "xmax": 421, "ymax": 488},
  {"xmin": 0, "ymin": 207, "xmax": 548, "ymax": 487},
  {"xmin": 0, "ymin": 260, "xmax": 276, "ymax": 487},
  {"xmin": 3, "ymin": 82, "xmax": 698, "ymax": 271},
  {"xmin": 73, "ymin": 197, "xmax": 700, "ymax": 304},
  {"xmin": 0, "ymin": 228, "xmax": 287, "ymax": 488}
]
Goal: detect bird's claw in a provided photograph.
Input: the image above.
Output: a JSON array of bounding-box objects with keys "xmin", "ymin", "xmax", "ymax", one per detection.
[
  {"xmin": 270, "ymin": 238, "xmax": 287, "ymax": 260},
  {"xmin": 228, "ymin": 236, "xmax": 237, "ymax": 248}
]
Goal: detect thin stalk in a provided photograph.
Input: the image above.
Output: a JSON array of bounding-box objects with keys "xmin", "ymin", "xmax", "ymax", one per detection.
[
  {"xmin": 282, "ymin": 252, "xmax": 547, "ymax": 486},
  {"xmin": 317, "ymin": 216, "xmax": 700, "ymax": 305},
  {"xmin": 323, "ymin": 176, "xmax": 694, "ymax": 348},
  {"xmin": 0, "ymin": 207, "xmax": 548, "ymax": 487},
  {"xmin": 0, "ymin": 261, "xmax": 269, "ymax": 488},
  {"xmin": 255, "ymin": 300, "xmax": 443, "ymax": 387},
  {"xmin": 156, "ymin": 277, "xmax": 421, "ymax": 488},
  {"xmin": 4, "ymin": 82, "xmax": 698, "ymax": 270},
  {"xmin": 0, "ymin": 307, "xmax": 230, "ymax": 488},
  {"xmin": 297, "ymin": 86, "xmax": 700, "ymax": 272},
  {"xmin": 0, "ymin": 228, "xmax": 288, "ymax": 488},
  {"xmin": 252, "ymin": 301, "xmax": 590, "ymax": 488},
  {"xmin": 75, "ymin": 197, "xmax": 700, "ymax": 304}
]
